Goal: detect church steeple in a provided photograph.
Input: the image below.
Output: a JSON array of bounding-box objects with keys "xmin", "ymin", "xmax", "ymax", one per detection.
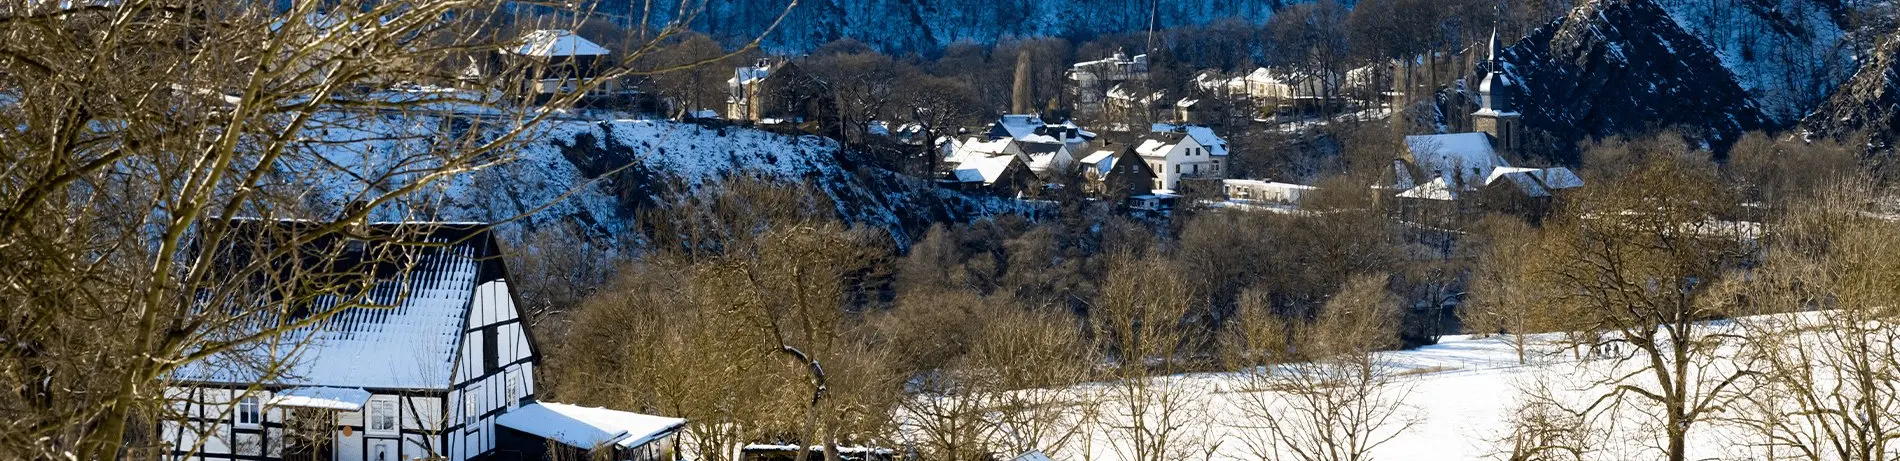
[
  {"xmin": 1473, "ymin": 26, "xmax": 1522, "ymax": 152},
  {"xmin": 1477, "ymin": 28, "xmax": 1514, "ymax": 114}
]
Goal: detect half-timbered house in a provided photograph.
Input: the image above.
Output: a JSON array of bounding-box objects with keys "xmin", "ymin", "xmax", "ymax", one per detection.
[{"xmin": 161, "ymin": 221, "xmax": 679, "ymax": 461}]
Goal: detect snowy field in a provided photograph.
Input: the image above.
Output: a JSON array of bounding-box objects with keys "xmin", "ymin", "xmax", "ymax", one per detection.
[{"xmin": 969, "ymin": 313, "xmax": 1862, "ymax": 461}]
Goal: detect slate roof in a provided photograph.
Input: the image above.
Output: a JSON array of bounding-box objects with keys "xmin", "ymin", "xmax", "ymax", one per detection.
[{"xmin": 174, "ymin": 221, "xmax": 507, "ymax": 390}]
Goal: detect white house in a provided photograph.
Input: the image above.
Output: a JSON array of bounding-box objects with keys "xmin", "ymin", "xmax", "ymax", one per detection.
[
  {"xmin": 503, "ymin": 30, "xmax": 615, "ymax": 97},
  {"xmin": 1133, "ymin": 131, "xmax": 1224, "ymax": 191},
  {"xmin": 1068, "ymin": 52, "xmax": 1150, "ymax": 114},
  {"xmin": 162, "ymin": 221, "xmax": 681, "ymax": 461}
]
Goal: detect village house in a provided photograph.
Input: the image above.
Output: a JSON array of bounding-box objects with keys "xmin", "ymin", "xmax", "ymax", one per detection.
[
  {"xmin": 1079, "ymin": 146, "xmax": 1159, "ymax": 200},
  {"xmin": 1198, "ymin": 65, "xmax": 1388, "ymax": 120},
  {"xmin": 943, "ymin": 152, "xmax": 1038, "ymax": 195},
  {"xmin": 1129, "ymin": 126, "xmax": 1226, "ymax": 192},
  {"xmin": 1103, "ymin": 84, "xmax": 1169, "ymax": 125},
  {"xmin": 485, "ymin": 30, "xmax": 646, "ymax": 107},
  {"xmin": 1173, "ymin": 98, "xmax": 1224, "ymax": 126},
  {"xmin": 1223, "ymin": 179, "xmax": 1317, "ymax": 205},
  {"xmin": 726, "ymin": 58, "xmax": 831, "ymax": 124},
  {"xmin": 948, "ymin": 114, "xmax": 1102, "ymax": 179},
  {"xmin": 1067, "ymin": 51, "xmax": 1150, "ymax": 116},
  {"xmin": 161, "ymin": 221, "xmax": 683, "ymax": 461}
]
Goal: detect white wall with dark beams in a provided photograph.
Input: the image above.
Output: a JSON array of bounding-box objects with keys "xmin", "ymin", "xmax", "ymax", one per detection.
[{"xmin": 447, "ymin": 279, "xmax": 539, "ymax": 461}]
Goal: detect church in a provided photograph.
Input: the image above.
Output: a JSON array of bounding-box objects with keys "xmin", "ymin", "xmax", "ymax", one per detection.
[{"xmin": 1379, "ymin": 29, "xmax": 1582, "ymax": 220}]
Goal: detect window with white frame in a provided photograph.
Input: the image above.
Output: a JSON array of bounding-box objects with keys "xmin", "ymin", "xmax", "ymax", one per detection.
[
  {"xmin": 464, "ymin": 384, "xmax": 482, "ymax": 431},
  {"xmin": 504, "ymin": 371, "xmax": 522, "ymax": 410},
  {"xmin": 367, "ymin": 396, "xmax": 398, "ymax": 435},
  {"xmin": 235, "ymin": 396, "xmax": 261, "ymax": 428}
]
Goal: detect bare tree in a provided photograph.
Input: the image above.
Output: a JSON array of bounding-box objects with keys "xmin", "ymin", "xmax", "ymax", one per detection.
[
  {"xmin": 1232, "ymin": 275, "xmax": 1416, "ymax": 461},
  {"xmin": 0, "ymin": 0, "xmax": 790, "ymax": 457},
  {"xmin": 1728, "ymin": 178, "xmax": 1900, "ymax": 461},
  {"xmin": 1093, "ymin": 252, "xmax": 1210, "ymax": 461},
  {"xmin": 1461, "ymin": 215, "xmax": 1563, "ymax": 364},
  {"xmin": 1522, "ymin": 152, "xmax": 1754, "ymax": 461}
]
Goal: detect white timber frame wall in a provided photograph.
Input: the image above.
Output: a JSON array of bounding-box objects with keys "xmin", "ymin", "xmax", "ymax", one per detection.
[
  {"xmin": 162, "ymin": 387, "xmax": 446, "ymax": 461},
  {"xmin": 447, "ymin": 279, "xmax": 539, "ymax": 461}
]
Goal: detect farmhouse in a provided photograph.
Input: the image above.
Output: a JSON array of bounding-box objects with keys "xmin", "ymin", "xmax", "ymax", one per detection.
[{"xmin": 161, "ymin": 221, "xmax": 682, "ymax": 461}]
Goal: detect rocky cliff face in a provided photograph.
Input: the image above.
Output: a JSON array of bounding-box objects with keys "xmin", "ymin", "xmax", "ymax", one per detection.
[
  {"xmin": 1654, "ymin": 0, "xmax": 1856, "ymax": 123},
  {"xmin": 1803, "ymin": 29, "xmax": 1900, "ymax": 155},
  {"xmin": 1443, "ymin": 0, "xmax": 1768, "ymax": 163},
  {"xmin": 598, "ymin": 0, "xmax": 1284, "ymax": 53}
]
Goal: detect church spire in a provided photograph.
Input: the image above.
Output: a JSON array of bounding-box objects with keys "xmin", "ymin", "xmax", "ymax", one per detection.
[
  {"xmin": 1489, "ymin": 27, "xmax": 1501, "ymax": 67},
  {"xmin": 1478, "ymin": 25, "xmax": 1513, "ymax": 115},
  {"xmin": 1473, "ymin": 25, "xmax": 1522, "ymax": 152}
]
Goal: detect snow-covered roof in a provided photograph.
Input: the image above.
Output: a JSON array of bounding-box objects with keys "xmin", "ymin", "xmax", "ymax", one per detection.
[
  {"xmin": 1071, "ymin": 53, "xmax": 1148, "ymax": 69},
  {"xmin": 1012, "ymin": 451, "xmax": 1056, "ymax": 461},
  {"xmin": 1404, "ymin": 133, "xmax": 1508, "ymax": 187},
  {"xmin": 1107, "ymin": 84, "xmax": 1165, "ymax": 104},
  {"xmin": 1135, "ymin": 139, "xmax": 1173, "ymax": 157},
  {"xmin": 948, "ymin": 137, "xmax": 1016, "ymax": 164},
  {"xmin": 1245, "ymin": 67, "xmax": 1287, "ymax": 85},
  {"xmin": 1472, "ymin": 108, "xmax": 1521, "ymax": 117},
  {"xmin": 512, "ymin": 30, "xmax": 610, "ymax": 57},
  {"xmin": 951, "ymin": 154, "xmax": 1019, "ymax": 185},
  {"xmin": 495, "ymin": 402, "xmax": 685, "ymax": 450},
  {"xmin": 995, "ymin": 114, "xmax": 1046, "ymax": 139},
  {"xmin": 1486, "ymin": 167, "xmax": 1584, "ymax": 193},
  {"xmin": 1152, "ymin": 124, "xmax": 1229, "ymax": 156},
  {"xmin": 1487, "ymin": 170, "xmax": 1552, "ymax": 197},
  {"xmin": 268, "ymin": 387, "xmax": 372, "ymax": 411},
  {"xmin": 1397, "ymin": 177, "xmax": 1460, "ymax": 201},
  {"xmin": 730, "ymin": 64, "xmax": 772, "ymax": 86},
  {"xmin": 1134, "ymin": 132, "xmax": 1193, "ymax": 158},
  {"xmin": 1058, "ymin": 120, "xmax": 1097, "ymax": 139},
  {"xmin": 174, "ymin": 222, "xmax": 505, "ymax": 390},
  {"xmin": 1080, "ymin": 150, "xmax": 1117, "ymax": 165},
  {"xmin": 1021, "ymin": 142, "xmax": 1070, "ymax": 173}
]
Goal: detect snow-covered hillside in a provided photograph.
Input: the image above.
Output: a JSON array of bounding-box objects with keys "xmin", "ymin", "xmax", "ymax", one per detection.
[{"xmin": 291, "ymin": 115, "xmax": 1034, "ymax": 248}]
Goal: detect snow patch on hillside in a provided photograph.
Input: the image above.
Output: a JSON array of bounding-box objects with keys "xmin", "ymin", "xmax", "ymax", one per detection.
[
  {"xmin": 289, "ymin": 115, "xmax": 1035, "ymax": 247},
  {"xmin": 1656, "ymin": 0, "xmax": 1856, "ymax": 123}
]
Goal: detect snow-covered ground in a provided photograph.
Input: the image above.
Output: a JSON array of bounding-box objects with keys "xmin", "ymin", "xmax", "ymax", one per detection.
[{"xmin": 979, "ymin": 313, "xmax": 1866, "ymax": 461}]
